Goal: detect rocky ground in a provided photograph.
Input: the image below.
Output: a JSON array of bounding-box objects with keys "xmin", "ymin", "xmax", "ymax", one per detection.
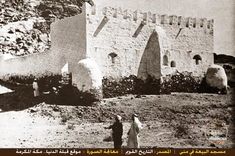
[
  {"xmin": 0, "ymin": 88, "xmax": 234, "ymax": 148},
  {"xmin": 0, "ymin": 0, "xmax": 234, "ymax": 149}
]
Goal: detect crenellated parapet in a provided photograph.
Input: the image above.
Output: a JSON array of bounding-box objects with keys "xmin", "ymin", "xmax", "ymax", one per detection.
[
  {"xmin": 88, "ymin": 6, "xmax": 214, "ymax": 30},
  {"xmin": 161, "ymin": 15, "xmax": 214, "ymax": 29}
]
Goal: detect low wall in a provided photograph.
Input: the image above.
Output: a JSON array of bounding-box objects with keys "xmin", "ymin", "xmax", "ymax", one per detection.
[
  {"xmin": 0, "ymin": 4, "xmax": 87, "ymax": 80},
  {"xmin": 0, "ymin": 51, "xmax": 61, "ymax": 79}
]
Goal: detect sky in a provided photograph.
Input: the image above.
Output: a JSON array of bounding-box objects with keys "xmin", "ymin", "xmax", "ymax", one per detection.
[{"xmin": 94, "ymin": 0, "xmax": 235, "ymax": 56}]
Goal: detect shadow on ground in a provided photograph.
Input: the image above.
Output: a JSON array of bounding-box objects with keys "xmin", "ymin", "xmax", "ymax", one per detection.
[
  {"xmin": 0, "ymin": 82, "xmax": 40, "ymax": 112},
  {"xmin": 0, "ymin": 79, "xmax": 98, "ymax": 113}
]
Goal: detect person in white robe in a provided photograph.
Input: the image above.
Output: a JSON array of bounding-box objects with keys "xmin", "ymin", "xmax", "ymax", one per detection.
[
  {"xmin": 33, "ymin": 79, "xmax": 40, "ymax": 97},
  {"xmin": 127, "ymin": 114, "xmax": 142, "ymax": 148}
]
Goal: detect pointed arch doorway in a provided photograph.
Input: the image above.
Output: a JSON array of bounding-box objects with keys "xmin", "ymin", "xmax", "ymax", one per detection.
[{"xmin": 137, "ymin": 30, "xmax": 161, "ymax": 80}]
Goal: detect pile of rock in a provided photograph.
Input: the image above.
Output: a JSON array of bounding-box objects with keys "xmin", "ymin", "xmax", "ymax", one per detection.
[
  {"xmin": 0, "ymin": 19, "xmax": 50, "ymax": 56},
  {"xmin": 0, "ymin": 0, "xmax": 39, "ymax": 26},
  {"xmin": 0, "ymin": 0, "xmax": 88, "ymax": 56},
  {"xmin": 36, "ymin": 0, "xmax": 85, "ymax": 22}
]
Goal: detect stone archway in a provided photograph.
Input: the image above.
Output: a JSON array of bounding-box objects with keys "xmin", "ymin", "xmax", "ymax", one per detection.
[
  {"xmin": 171, "ymin": 61, "xmax": 176, "ymax": 67},
  {"xmin": 193, "ymin": 55, "xmax": 202, "ymax": 65},
  {"xmin": 163, "ymin": 55, "xmax": 169, "ymax": 66},
  {"xmin": 137, "ymin": 30, "xmax": 162, "ymax": 80}
]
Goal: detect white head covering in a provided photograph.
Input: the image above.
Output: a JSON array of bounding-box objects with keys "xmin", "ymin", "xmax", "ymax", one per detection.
[
  {"xmin": 133, "ymin": 114, "xmax": 142, "ymax": 129},
  {"xmin": 116, "ymin": 115, "xmax": 122, "ymax": 122}
]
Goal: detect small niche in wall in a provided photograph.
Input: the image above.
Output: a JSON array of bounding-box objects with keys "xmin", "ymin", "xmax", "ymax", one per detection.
[
  {"xmin": 108, "ymin": 52, "xmax": 118, "ymax": 64},
  {"xmin": 193, "ymin": 55, "xmax": 202, "ymax": 65},
  {"xmin": 123, "ymin": 10, "xmax": 128, "ymax": 19},
  {"xmin": 200, "ymin": 21, "xmax": 203, "ymax": 28},
  {"xmin": 133, "ymin": 11, "xmax": 138, "ymax": 21},
  {"xmin": 163, "ymin": 55, "xmax": 169, "ymax": 66},
  {"xmin": 94, "ymin": 47, "xmax": 98, "ymax": 52},
  {"xmin": 160, "ymin": 15, "xmax": 164, "ymax": 24},
  {"xmin": 171, "ymin": 61, "xmax": 176, "ymax": 67},
  {"xmin": 143, "ymin": 13, "xmax": 147, "ymax": 21},
  {"xmin": 113, "ymin": 8, "xmax": 118, "ymax": 18},
  {"xmin": 207, "ymin": 23, "xmax": 210, "ymax": 29},
  {"xmin": 152, "ymin": 14, "xmax": 156, "ymax": 23},
  {"xmin": 193, "ymin": 22, "xmax": 196, "ymax": 28},
  {"xmin": 186, "ymin": 20, "xmax": 189, "ymax": 27},
  {"xmin": 178, "ymin": 16, "xmax": 182, "ymax": 26},
  {"xmin": 169, "ymin": 16, "xmax": 173, "ymax": 25}
]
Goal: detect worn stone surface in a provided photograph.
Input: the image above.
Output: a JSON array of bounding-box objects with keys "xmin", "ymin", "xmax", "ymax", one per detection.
[
  {"xmin": 0, "ymin": 1, "xmax": 87, "ymax": 77},
  {"xmin": 73, "ymin": 58, "xmax": 102, "ymax": 98},
  {"xmin": 86, "ymin": 5, "xmax": 213, "ymax": 79},
  {"xmin": 0, "ymin": 0, "xmax": 89, "ymax": 57},
  {"xmin": 206, "ymin": 64, "xmax": 228, "ymax": 90},
  {"xmin": 50, "ymin": 7, "xmax": 87, "ymax": 75},
  {"xmin": 0, "ymin": 1, "xmax": 215, "ymax": 95}
]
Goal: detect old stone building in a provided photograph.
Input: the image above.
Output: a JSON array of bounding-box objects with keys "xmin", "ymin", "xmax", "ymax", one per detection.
[
  {"xmin": 50, "ymin": 2, "xmax": 214, "ymax": 93},
  {"xmin": 0, "ymin": 1, "xmax": 215, "ymax": 97}
]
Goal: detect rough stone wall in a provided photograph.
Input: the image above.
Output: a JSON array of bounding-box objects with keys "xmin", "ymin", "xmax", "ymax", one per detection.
[
  {"xmin": 160, "ymin": 15, "xmax": 214, "ymax": 77},
  {"xmin": 0, "ymin": 3, "xmax": 215, "ymax": 95},
  {"xmin": 86, "ymin": 6, "xmax": 170, "ymax": 80},
  {"xmin": 0, "ymin": 11, "xmax": 88, "ymax": 78},
  {"xmin": 0, "ymin": 4, "xmax": 87, "ymax": 79},
  {"xmin": 0, "ymin": 51, "xmax": 59, "ymax": 78},
  {"xmin": 73, "ymin": 58, "xmax": 102, "ymax": 94},
  {"xmin": 161, "ymin": 50, "xmax": 214, "ymax": 77},
  {"xmin": 85, "ymin": 5, "xmax": 214, "ymax": 80}
]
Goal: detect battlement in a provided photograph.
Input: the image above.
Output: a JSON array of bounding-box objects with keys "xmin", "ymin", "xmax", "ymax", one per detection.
[{"xmin": 88, "ymin": 6, "xmax": 214, "ymax": 30}]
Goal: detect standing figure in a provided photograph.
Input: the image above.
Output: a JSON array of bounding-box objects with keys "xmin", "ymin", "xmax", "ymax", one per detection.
[
  {"xmin": 33, "ymin": 78, "xmax": 40, "ymax": 97},
  {"xmin": 127, "ymin": 114, "xmax": 142, "ymax": 148},
  {"xmin": 105, "ymin": 115, "xmax": 123, "ymax": 148}
]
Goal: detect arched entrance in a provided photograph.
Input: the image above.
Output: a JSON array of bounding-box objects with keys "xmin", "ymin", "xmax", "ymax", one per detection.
[
  {"xmin": 163, "ymin": 55, "xmax": 169, "ymax": 66},
  {"xmin": 193, "ymin": 55, "xmax": 202, "ymax": 65},
  {"xmin": 137, "ymin": 30, "xmax": 161, "ymax": 80}
]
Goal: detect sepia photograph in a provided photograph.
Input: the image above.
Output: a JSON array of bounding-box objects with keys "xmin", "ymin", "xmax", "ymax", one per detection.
[{"xmin": 0, "ymin": 0, "xmax": 234, "ymax": 154}]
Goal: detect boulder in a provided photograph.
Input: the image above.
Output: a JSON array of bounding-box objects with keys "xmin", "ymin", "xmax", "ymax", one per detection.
[
  {"xmin": 73, "ymin": 58, "xmax": 103, "ymax": 99},
  {"xmin": 206, "ymin": 64, "xmax": 228, "ymax": 93}
]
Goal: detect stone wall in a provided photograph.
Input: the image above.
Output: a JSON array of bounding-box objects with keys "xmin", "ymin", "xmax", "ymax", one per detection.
[
  {"xmin": 0, "ymin": 51, "xmax": 59, "ymax": 78},
  {"xmin": 161, "ymin": 17, "xmax": 214, "ymax": 77},
  {"xmin": 0, "ymin": 3, "xmax": 215, "ymax": 96},
  {"xmin": 161, "ymin": 50, "xmax": 214, "ymax": 77},
  {"xmin": 86, "ymin": 6, "xmax": 166, "ymax": 79},
  {"xmin": 50, "ymin": 4, "xmax": 87, "ymax": 75},
  {"xmin": 0, "ymin": 4, "xmax": 87, "ymax": 79},
  {"xmin": 73, "ymin": 58, "xmax": 103, "ymax": 98},
  {"xmin": 85, "ymin": 5, "xmax": 214, "ymax": 80}
]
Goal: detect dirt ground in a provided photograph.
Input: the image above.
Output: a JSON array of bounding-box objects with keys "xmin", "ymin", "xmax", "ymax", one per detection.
[{"xmin": 0, "ymin": 89, "xmax": 234, "ymax": 148}]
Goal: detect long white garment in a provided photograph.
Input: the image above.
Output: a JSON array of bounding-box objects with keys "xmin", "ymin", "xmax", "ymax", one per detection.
[
  {"xmin": 33, "ymin": 81, "xmax": 39, "ymax": 97},
  {"xmin": 127, "ymin": 117, "xmax": 142, "ymax": 148}
]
